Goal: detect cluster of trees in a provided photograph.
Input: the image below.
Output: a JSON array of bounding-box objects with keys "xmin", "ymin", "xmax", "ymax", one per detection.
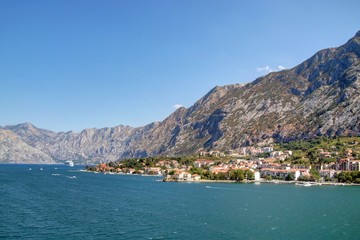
[
  {"xmin": 87, "ymin": 156, "xmax": 200, "ymax": 172},
  {"xmin": 279, "ymin": 137, "xmax": 360, "ymax": 165},
  {"xmin": 188, "ymin": 167, "xmax": 254, "ymax": 181},
  {"xmin": 86, "ymin": 154, "xmax": 237, "ymax": 174},
  {"xmin": 335, "ymin": 171, "xmax": 360, "ymax": 184}
]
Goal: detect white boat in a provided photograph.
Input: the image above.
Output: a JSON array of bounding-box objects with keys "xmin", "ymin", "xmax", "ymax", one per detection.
[
  {"xmin": 65, "ymin": 160, "xmax": 74, "ymax": 167},
  {"xmin": 296, "ymin": 182, "xmax": 312, "ymax": 187}
]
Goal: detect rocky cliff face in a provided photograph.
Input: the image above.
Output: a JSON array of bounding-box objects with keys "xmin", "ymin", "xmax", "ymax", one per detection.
[
  {"xmin": 5, "ymin": 123, "xmax": 158, "ymax": 164},
  {"xmin": 211, "ymin": 31, "xmax": 359, "ymax": 147},
  {"xmin": 2, "ymin": 31, "xmax": 360, "ymax": 164},
  {"xmin": 123, "ymin": 31, "xmax": 360, "ymax": 156},
  {"xmin": 0, "ymin": 128, "xmax": 56, "ymax": 164}
]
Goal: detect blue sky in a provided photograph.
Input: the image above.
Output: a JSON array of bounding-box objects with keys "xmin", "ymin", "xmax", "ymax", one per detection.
[{"xmin": 1, "ymin": 0, "xmax": 359, "ymax": 131}]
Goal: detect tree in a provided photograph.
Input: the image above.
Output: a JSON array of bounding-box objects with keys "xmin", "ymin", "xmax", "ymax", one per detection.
[
  {"xmin": 216, "ymin": 172, "xmax": 228, "ymax": 180},
  {"xmin": 246, "ymin": 170, "xmax": 255, "ymax": 180},
  {"xmin": 257, "ymin": 152, "xmax": 270, "ymax": 158},
  {"xmin": 285, "ymin": 172, "xmax": 295, "ymax": 181},
  {"xmin": 310, "ymin": 168, "xmax": 320, "ymax": 181},
  {"xmin": 190, "ymin": 167, "xmax": 202, "ymax": 175},
  {"xmin": 321, "ymin": 157, "xmax": 335, "ymax": 164},
  {"xmin": 324, "ymin": 175, "xmax": 331, "ymax": 182},
  {"xmin": 201, "ymin": 171, "xmax": 211, "ymax": 180},
  {"xmin": 307, "ymin": 149, "xmax": 318, "ymax": 163},
  {"xmin": 335, "ymin": 172, "xmax": 352, "ymax": 183},
  {"xmin": 229, "ymin": 170, "xmax": 245, "ymax": 181},
  {"xmin": 265, "ymin": 175, "xmax": 272, "ymax": 181}
]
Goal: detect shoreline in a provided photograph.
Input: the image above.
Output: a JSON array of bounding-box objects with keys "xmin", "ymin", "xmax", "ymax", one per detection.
[
  {"xmin": 163, "ymin": 178, "xmax": 360, "ymax": 186},
  {"xmin": 84, "ymin": 169, "xmax": 360, "ymax": 186}
]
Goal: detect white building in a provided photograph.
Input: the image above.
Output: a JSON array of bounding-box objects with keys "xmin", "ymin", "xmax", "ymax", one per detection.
[
  {"xmin": 270, "ymin": 151, "xmax": 284, "ymax": 157},
  {"xmin": 254, "ymin": 171, "xmax": 261, "ymax": 181},
  {"xmin": 192, "ymin": 174, "xmax": 201, "ymax": 181},
  {"xmin": 284, "ymin": 150, "xmax": 293, "ymax": 156},
  {"xmin": 262, "ymin": 147, "xmax": 274, "ymax": 153},
  {"xmin": 173, "ymin": 171, "xmax": 192, "ymax": 181},
  {"xmin": 193, "ymin": 159, "xmax": 214, "ymax": 168},
  {"xmin": 351, "ymin": 161, "xmax": 360, "ymax": 171},
  {"xmin": 260, "ymin": 168, "xmax": 300, "ymax": 180},
  {"xmin": 319, "ymin": 170, "xmax": 337, "ymax": 179}
]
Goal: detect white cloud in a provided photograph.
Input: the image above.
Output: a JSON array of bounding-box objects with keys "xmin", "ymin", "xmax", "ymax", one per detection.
[
  {"xmin": 278, "ymin": 65, "xmax": 286, "ymax": 70},
  {"xmin": 256, "ymin": 65, "xmax": 286, "ymax": 74},
  {"xmin": 256, "ymin": 66, "xmax": 273, "ymax": 73},
  {"xmin": 173, "ymin": 104, "xmax": 183, "ymax": 109}
]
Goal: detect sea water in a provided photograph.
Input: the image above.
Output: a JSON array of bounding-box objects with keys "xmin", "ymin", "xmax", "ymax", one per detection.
[{"xmin": 1, "ymin": 164, "xmax": 360, "ymax": 239}]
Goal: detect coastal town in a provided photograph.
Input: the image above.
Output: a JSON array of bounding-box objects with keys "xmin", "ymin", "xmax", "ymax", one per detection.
[{"xmin": 86, "ymin": 137, "xmax": 360, "ymax": 184}]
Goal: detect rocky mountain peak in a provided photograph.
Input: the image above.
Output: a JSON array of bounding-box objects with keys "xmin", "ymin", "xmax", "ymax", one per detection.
[
  {"xmin": 342, "ymin": 32, "xmax": 360, "ymax": 55},
  {"xmin": 8, "ymin": 122, "xmax": 36, "ymax": 130}
]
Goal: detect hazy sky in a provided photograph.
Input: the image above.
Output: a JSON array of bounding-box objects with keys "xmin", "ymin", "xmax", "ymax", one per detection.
[{"xmin": 1, "ymin": 0, "xmax": 359, "ymax": 131}]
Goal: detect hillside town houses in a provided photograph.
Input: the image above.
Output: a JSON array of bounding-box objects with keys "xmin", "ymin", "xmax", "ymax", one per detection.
[
  {"xmin": 165, "ymin": 147, "xmax": 305, "ymax": 181},
  {"xmin": 165, "ymin": 146, "xmax": 360, "ymax": 182},
  {"xmin": 91, "ymin": 144, "xmax": 360, "ymax": 183}
]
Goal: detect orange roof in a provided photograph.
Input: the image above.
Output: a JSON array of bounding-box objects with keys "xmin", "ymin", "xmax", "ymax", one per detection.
[
  {"xmin": 195, "ymin": 159, "xmax": 214, "ymax": 163},
  {"xmin": 261, "ymin": 168, "xmax": 298, "ymax": 173}
]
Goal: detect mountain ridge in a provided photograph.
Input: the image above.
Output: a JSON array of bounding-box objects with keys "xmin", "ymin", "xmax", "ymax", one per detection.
[
  {"xmin": 0, "ymin": 128, "xmax": 56, "ymax": 164},
  {"xmin": 2, "ymin": 31, "xmax": 360, "ymax": 164}
]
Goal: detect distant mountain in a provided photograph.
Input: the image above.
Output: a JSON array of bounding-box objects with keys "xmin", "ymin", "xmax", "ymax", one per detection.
[
  {"xmin": 0, "ymin": 128, "xmax": 55, "ymax": 164},
  {"xmin": 2, "ymin": 31, "xmax": 360, "ymax": 164},
  {"xmin": 5, "ymin": 122, "xmax": 153, "ymax": 165}
]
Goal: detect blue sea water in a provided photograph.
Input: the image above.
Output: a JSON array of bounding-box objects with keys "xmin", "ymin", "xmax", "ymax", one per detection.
[{"xmin": 1, "ymin": 164, "xmax": 360, "ymax": 240}]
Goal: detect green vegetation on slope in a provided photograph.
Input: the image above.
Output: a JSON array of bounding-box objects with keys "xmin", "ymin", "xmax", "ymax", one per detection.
[{"xmin": 278, "ymin": 137, "xmax": 360, "ymax": 165}]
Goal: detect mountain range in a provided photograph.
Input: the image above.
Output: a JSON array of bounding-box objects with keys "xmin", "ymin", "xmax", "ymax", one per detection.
[{"xmin": 1, "ymin": 30, "xmax": 359, "ymax": 164}]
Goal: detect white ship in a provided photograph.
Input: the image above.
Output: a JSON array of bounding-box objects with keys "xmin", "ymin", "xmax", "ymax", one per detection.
[{"xmin": 65, "ymin": 160, "xmax": 74, "ymax": 167}]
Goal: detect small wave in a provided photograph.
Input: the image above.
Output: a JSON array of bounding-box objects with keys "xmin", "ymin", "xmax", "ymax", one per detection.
[
  {"xmin": 205, "ymin": 185, "xmax": 261, "ymax": 193},
  {"xmin": 67, "ymin": 176, "xmax": 77, "ymax": 179},
  {"xmin": 51, "ymin": 174, "xmax": 60, "ymax": 176},
  {"xmin": 205, "ymin": 186, "xmax": 235, "ymax": 190}
]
